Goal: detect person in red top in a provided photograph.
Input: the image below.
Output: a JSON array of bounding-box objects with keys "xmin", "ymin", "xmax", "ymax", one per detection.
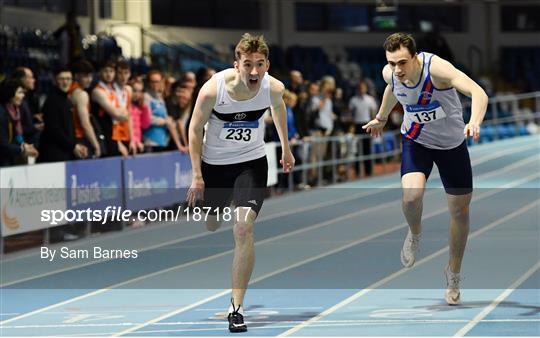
[
  {"xmin": 130, "ymin": 80, "xmax": 151, "ymax": 153},
  {"xmin": 69, "ymin": 60, "xmax": 101, "ymax": 158}
]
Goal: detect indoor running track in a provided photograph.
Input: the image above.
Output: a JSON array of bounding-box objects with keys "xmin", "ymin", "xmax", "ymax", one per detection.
[{"xmin": 1, "ymin": 134, "xmax": 538, "ymax": 336}]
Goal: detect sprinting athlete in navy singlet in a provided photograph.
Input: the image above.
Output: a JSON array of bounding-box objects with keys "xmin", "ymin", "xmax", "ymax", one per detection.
[{"xmin": 363, "ymin": 32, "xmax": 488, "ymax": 306}]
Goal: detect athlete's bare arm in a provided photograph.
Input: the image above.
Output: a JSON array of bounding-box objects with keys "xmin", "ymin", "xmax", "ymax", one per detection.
[
  {"xmin": 269, "ymin": 76, "xmax": 295, "ymax": 172},
  {"xmin": 91, "ymin": 88, "xmax": 127, "ymax": 121},
  {"xmin": 186, "ymin": 76, "xmax": 217, "ymax": 206},
  {"xmin": 363, "ymin": 65, "xmax": 398, "ymax": 137},
  {"xmin": 429, "ymin": 56, "xmax": 488, "ymax": 141},
  {"xmin": 72, "ymin": 89, "xmax": 101, "ymax": 157}
]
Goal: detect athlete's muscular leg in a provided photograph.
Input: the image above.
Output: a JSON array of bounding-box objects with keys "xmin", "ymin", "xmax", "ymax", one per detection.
[
  {"xmin": 401, "ymin": 172, "xmax": 427, "ymax": 235},
  {"xmin": 446, "ymin": 193, "xmax": 471, "ymax": 273},
  {"xmin": 231, "ymin": 207, "xmax": 257, "ymax": 306}
]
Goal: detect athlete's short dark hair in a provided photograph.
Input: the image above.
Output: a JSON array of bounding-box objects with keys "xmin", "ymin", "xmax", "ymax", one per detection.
[{"xmin": 383, "ymin": 32, "xmax": 417, "ymax": 57}]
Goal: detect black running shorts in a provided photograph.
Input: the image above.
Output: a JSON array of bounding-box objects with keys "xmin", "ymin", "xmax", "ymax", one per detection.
[{"xmin": 201, "ymin": 156, "xmax": 268, "ymax": 215}]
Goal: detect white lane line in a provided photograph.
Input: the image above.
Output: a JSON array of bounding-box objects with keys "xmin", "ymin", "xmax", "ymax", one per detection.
[
  {"xmin": 51, "ymin": 318, "xmax": 540, "ymax": 336},
  {"xmin": 4, "ymin": 148, "xmax": 535, "ymax": 287},
  {"xmin": 0, "ymin": 187, "xmax": 391, "ymax": 288},
  {"xmin": 0, "ymin": 187, "xmax": 414, "ymax": 326},
  {"xmin": 3, "ymin": 136, "xmax": 535, "ymax": 264},
  {"xmin": 114, "ymin": 173, "xmax": 540, "ymax": 337},
  {"xmin": 454, "ymin": 262, "xmax": 540, "ymax": 337},
  {"xmin": 1, "ymin": 169, "xmax": 537, "ymax": 331},
  {"xmin": 194, "ymin": 306, "xmax": 323, "ymax": 311},
  {"xmin": 4, "ymin": 318, "xmax": 539, "ymax": 329},
  {"xmin": 279, "ymin": 198, "xmax": 540, "ymax": 336}
]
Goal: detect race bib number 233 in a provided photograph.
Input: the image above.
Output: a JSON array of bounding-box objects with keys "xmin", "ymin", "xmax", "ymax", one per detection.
[{"xmin": 219, "ymin": 122, "xmax": 259, "ymax": 143}]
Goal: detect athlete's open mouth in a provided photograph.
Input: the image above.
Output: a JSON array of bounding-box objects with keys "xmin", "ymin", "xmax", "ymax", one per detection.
[{"xmin": 249, "ymin": 78, "xmax": 258, "ymax": 85}]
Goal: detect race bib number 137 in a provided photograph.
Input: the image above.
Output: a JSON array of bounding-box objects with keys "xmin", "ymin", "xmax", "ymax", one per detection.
[
  {"xmin": 405, "ymin": 101, "xmax": 447, "ymax": 124},
  {"xmin": 219, "ymin": 122, "xmax": 259, "ymax": 143}
]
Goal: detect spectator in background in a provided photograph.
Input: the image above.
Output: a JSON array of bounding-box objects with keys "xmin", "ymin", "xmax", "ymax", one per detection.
[
  {"xmin": 188, "ymin": 67, "xmax": 216, "ymax": 138},
  {"xmin": 114, "ymin": 60, "xmax": 135, "ymax": 157},
  {"xmin": 283, "ymin": 90, "xmax": 300, "ymax": 141},
  {"xmin": 144, "ymin": 70, "xmax": 184, "ymax": 152},
  {"xmin": 268, "ymin": 90, "xmax": 299, "ymax": 143},
  {"xmin": 181, "ymin": 71, "xmax": 197, "ymax": 91},
  {"xmin": 195, "ymin": 67, "xmax": 216, "ymax": 86},
  {"xmin": 39, "ymin": 68, "xmax": 87, "ymax": 242},
  {"xmin": 165, "ymin": 81, "xmax": 191, "ymax": 152},
  {"xmin": 306, "ymin": 81, "xmax": 321, "ymax": 134},
  {"xmin": 69, "ymin": 60, "xmax": 101, "ymax": 158},
  {"xmin": 293, "ymin": 83, "xmax": 310, "ymax": 139},
  {"xmin": 315, "ymin": 76, "xmax": 335, "ymax": 136},
  {"xmin": 92, "ymin": 60, "xmax": 129, "ymax": 157},
  {"xmin": 38, "ymin": 67, "xmax": 87, "ymax": 162},
  {"xmin": 349, "ymin": 81, "xmax": 377, "ymax": 177},
  {"xmin": 288, "ymin": 70, "xmax": 306, "ymax": 95},
  {"xmin": 332, "ymin": 87, "xmax": 347, "ymax": 134},
  {"xmin": 163, "ymin": 73, "xmax": 177, "ymax": 99},
  {"xmin": 10, "ymin": 67, "xmax": 42, "ymax": 143},
  {"xmin": 269, "ymin": 89, "xmax": 300, "ymax": 191},
  {"xmin": 193, "ymin": 68, "xmax": 215, "ymax": 102},
  {"xmin": 130, "ymin": 80, "xmax": 151, "ymax": 153},
  {"xmin": 0, "ymin": 79, "xmax": 39, "ymax": 166}
]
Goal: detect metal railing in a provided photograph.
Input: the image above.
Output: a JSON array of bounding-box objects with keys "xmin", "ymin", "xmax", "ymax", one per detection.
[
  {"xmin": 271, "ymin": 91, "xmax": 540, "ymax": 194},
  {"xmin": 272, "ymin": 130, "xmax": 401, "ymax": 193}
]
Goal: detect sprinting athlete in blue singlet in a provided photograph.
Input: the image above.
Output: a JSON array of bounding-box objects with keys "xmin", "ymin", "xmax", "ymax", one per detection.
[{"xmin": 363, "ymin": 32, "xmax": 488, "ymax": 305}]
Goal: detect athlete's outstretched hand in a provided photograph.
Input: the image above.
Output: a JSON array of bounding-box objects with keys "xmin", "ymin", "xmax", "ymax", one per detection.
[
  {"xmin": 187, "ymin": 176, "xmax": 205, "ymax": 208},
  {"xmin": 362, "ymin": 118, "xmax": 387, "ymax": 137},
  {"xmin": 464, "ymin": 122, "xmax": 481, "ymax": 142},
  {"xmin": 280, "ymin": 149, "xmax": 295, "ymax": 173}
]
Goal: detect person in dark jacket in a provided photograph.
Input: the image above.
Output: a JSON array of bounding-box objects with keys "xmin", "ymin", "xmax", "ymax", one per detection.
[
  {"xmin": 0, "ymin": 79, "xmax": 39, "ymax": 167},
  {"xmin": 10, "ymin": 67, "xmax": 43, "ymax": 142},
  {"xmin": 38, "ymin": 67, "xmax": 87, "ymax": 162}
]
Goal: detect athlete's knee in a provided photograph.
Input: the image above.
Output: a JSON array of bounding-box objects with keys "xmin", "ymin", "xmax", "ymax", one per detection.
[
  {"xmin": 402, "ymin": 190, "xmax": 423, "ymax": 210},
  {"xmin": 233, "ymin": 220, "xmax": 254, "ymax": 241},
  {"xmin": 449, "ymin": 204, "xmax": 470, "ymax": 222},
  {"xmin": 233, "ymin": 207, "xmax": 257, "ymax": 241}
]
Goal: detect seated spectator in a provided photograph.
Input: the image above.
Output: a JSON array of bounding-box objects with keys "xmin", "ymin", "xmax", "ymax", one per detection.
[
  {"xmin": 38, "ymin": 67, "xmax": 88, "ymax": 162},
  {"xmin": 0, "ymin": 79, "xmax": 39, "ymax": 166}
]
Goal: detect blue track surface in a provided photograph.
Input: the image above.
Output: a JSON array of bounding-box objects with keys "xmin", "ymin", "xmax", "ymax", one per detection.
[{"xmin": 1, "ymin": 135, "xmax": 538, "ymax": 336}]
